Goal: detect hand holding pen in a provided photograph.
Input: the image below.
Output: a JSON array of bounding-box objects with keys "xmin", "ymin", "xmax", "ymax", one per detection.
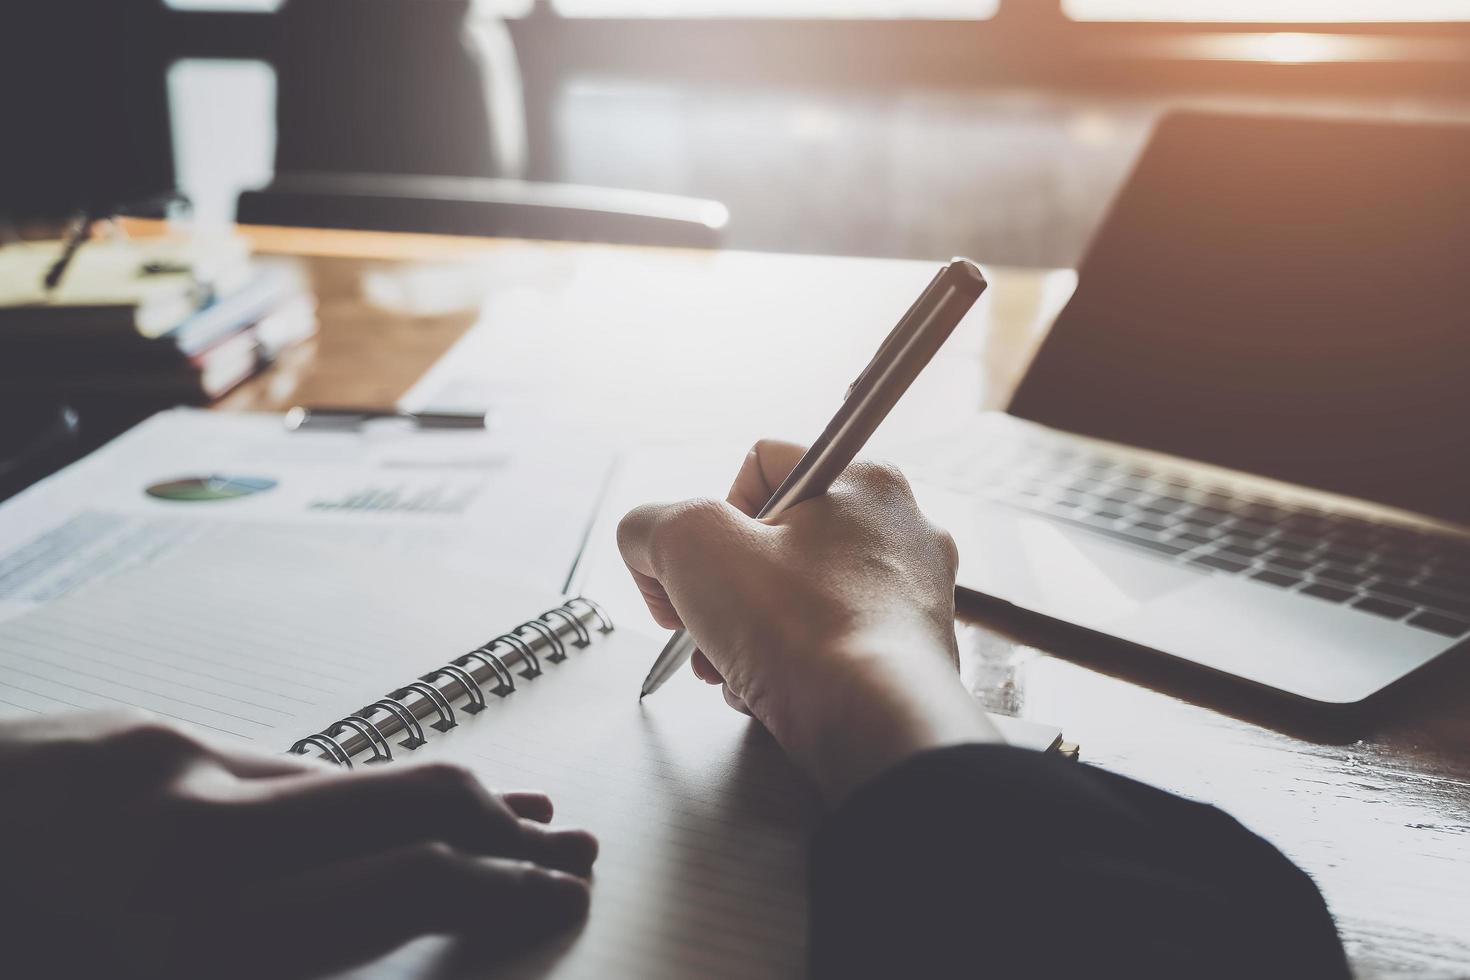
[
  {"xmin": 617, "ymin": 433, "xmax": 1004, "ymax": 804},
  {"xmin": 635, "ymin": 259, "xmax": 987, "ymax": 701}
]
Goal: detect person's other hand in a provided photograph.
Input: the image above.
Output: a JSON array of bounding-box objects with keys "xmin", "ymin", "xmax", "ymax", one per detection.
[
  {"xmin": 618, "ymin": 439, "xmax": 999, "ymax": 804},
  {"xmin": 0, "ymin": 710, "xmax": 598, "ymax": 979}
]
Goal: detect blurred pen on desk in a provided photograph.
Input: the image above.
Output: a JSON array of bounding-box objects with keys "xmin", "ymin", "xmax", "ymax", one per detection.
[{"xmin": 285, "ymin": 406, "xmax": 487, "ymax": 432}]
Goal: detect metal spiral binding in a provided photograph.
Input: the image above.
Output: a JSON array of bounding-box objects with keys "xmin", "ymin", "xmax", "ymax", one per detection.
[
  {"xmin": 291, "ymin": 732, "xmax": 352, "ymax": 766},
  {"xmin": 423, "ymin": 664, "xmax": 486, "ymax": 715},
  {"xmin": 456, "ymin": 645, "xmax": 516, "ymax": 696},
  {"xmin": 565, "ymin": 597, "xmax": 613, "ymax": 633},
  {"xmin": 516, "ymin": 620, "xmax": 565, "ymax": 664},
  {"xmin": 393, "ymin": 681, "xmax": 457, "ymax": 732},
  {"xmin": 327, "ymin": 716, "xmax": 394, "ymax": 764},
  {"xmin": 287, "ymin": 598, "xmax": 613, "ymax": 766},
  {"xmin": 491, "ymin": 631, "xmax": 541, "ymax": 678},
  {"xmin": 364, "ymin": 697, "xmax": 426, "ymax": 749},
  {"xmin": 541, "ymin": 607, "xmax": 590, "ymax": 648}
]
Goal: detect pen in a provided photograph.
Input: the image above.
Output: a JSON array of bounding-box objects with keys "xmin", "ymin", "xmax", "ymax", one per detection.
[
  {"xmin": 284, "ymin": 406, "xmax": 487, "ymax": 431},
  {"xmin": 42, "ymin": 210, "xmax": 94, "ymax": 294},
  {"xmin": 639, "ymin": 257, "xmax": 988, "ymax": 700}
]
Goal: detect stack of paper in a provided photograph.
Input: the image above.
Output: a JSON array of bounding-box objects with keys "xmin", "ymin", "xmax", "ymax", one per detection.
[{"xmin": 0, "ymin": 236, "xmax": 315, "ymax": 402}]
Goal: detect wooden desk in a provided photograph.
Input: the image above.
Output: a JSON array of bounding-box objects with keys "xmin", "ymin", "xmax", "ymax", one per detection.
[{"xmin": 213, "ymin": 224, "xmax": 1467, "ymax": 979}]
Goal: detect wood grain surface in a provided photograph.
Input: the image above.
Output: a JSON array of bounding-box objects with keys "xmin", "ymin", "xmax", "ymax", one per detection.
[{"xmin": 161, "ymin": 221, "xmax": 1468, "ymax": 980}]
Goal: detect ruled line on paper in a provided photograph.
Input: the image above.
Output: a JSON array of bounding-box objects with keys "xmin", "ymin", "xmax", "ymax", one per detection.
[
  {"xmin": 1, "ymin": 645, "xmax": 293, "ymax": 718},
  {"xmin": 0, "ymin": 685, "xmax": 86, "ymax": 713},
  {"xmin": 0, "ymin": 658, "xmax": 274, "ymax": 728},
  {"xmin": 0, "ymin": 663, "xmax": 256, "ymax": 739},
  {"xmin": 0, "ymin": 528, "xmax": 574, "ymax": 755},
  {"xmin": 64, "ymin": 592, "xmax": 363, "ymax": 687},
  {"xmin": 5, "ymin": 616, "xmax": 323, "ymax": 703}
]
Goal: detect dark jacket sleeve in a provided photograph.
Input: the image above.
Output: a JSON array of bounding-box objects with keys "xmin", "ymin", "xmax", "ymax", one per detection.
[{"xmin": 809, "ymin": 744, "xmax": 1349, "ymax": 980}]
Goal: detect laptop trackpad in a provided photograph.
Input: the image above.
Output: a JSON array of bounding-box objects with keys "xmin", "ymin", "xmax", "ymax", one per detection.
[{"xmin": 922, "ymin": 489, "xmax": 1205, "ymax": 625}]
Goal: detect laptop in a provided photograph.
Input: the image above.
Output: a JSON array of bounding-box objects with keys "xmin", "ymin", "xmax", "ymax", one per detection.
[{"xmin": 905, "ymin": 111, "xmax": 1470, "ymax": 705}]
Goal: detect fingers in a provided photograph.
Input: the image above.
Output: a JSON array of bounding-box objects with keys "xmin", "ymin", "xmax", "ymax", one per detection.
[
  {"xmin": 838, "ymin": 457, "xmax": 918, "ymax": 506},
  {"xmin": 728, "ymin": 442, "xmax": 918, "ymax": 526},
  {"xmin": 169, "ymin": 761, "xmax": 598, "ymax": 886},
  {"xmin": 691, "ymin": 650, "xmax": 724, "ymax": 685},
  {"xmin": 502, "ymin": 790, "xmax": 554, "ymax": 823},
  {"xmin": 676, "ymin": 649, "xmax": 746, "ymax": 715},
  {"xmin": 85, "ymin": 717, "xmax": 323, "ymax": 795},
  {"xmin": 210, "ymin": 745, "xmax": 334, "ymax": 780},
  {"xmin": 629, "ymin": 564, "xmax": 684, "ymax": 631},
  {"xmin": 516, "ymin": 814, "xmax": 599, "ymax": 874},
  {"xmin": 617, "ymin": 502, "xmax": 685, "ymax": 629},
  {"xmin": 184, "ymin": 843, "xmax": 590, "ymax": 980},
  {"xmin": 58, "ymin": 712, "xmax": 326, "ymax": 784},
  {"xmin": 726, "ymin": 439, "xmax": 808, "ymax": 516},
  {"xmin": 617, "ymin": 498, "xmax": 757, "ymax": 632},
  {"xmin": 615, "ymin": 501, "xmax": 677, "ymax": 579},
  {"xmin": 617, "ymin": 440, "xmax": 811, "ymax": 633},
  {"xmin": 721, "ymin": 684, "xmax": 752, "ymax": 717},
  {"xmin": 618, "ymin": 498, "xmax": 758, "ymax": 577}
]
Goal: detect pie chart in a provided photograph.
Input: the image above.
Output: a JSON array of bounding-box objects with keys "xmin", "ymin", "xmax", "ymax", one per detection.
[{"xmin": 145, "ymin": 476, "xmax": 278, "ymax": 502}]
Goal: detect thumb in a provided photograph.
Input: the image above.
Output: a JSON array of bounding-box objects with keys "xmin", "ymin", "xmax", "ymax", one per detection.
[{"xmin": 617, "ymin": 500, "xmax": 763, "ymax": 713}]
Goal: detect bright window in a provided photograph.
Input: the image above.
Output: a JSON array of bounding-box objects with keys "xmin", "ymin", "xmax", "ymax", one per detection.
[
  {"xmin": 1064, "ymin": 0, "xmax": 1470, "ymax": 21},
  {"xmin": 552, "ymin": 0, "xmax": 997, "ymax": 18},
  {"xmin": 163, "ymin": 0, "xmax": 283, "ymax": 9}
]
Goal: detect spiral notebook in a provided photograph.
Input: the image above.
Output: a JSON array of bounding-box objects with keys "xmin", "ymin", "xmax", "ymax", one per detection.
[{"xmin": 0, "ymin": 532, "xmax": 1062, "ymax": 979}]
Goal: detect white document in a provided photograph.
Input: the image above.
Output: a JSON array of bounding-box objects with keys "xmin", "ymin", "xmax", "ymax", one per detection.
[
  {"xmin": 0, "ymin": 408, "xmax": 611, "ymax": 621},
  {"xmin": 397, "ymin": 246, "xmax": 994, "ymax": 457},
  {"xmin": 0, "ymin": 530, "xmax": 566, "ymax": 743}
]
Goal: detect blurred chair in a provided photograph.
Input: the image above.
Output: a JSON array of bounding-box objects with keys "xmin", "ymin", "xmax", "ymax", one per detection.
[
  {"xmin": 238, "ymin": 0, "xmax": 728, "ymax": 248},
  {"xmin": 239, "ymin": 171, "xmax": 730, "ymax": 248}
]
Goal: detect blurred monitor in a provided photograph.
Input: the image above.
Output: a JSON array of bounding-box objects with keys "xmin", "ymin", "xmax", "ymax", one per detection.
[
  {"xmin": 925, "ymin": 111, "xmax": 1470, "ymax": 707},
  {"xmin": 0, "ymin": 0, "xmax": 175, "ymax": 222}
]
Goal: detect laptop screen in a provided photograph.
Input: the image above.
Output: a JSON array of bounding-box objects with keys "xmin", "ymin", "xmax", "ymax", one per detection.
[{"xmin": 1009, "ymin": 112, "xmax": 1470, "ymax": 527}]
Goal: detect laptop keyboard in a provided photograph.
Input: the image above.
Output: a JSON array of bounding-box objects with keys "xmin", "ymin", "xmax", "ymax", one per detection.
[{"xmin": 914, "ymin": 438, "xmax": 1470, "ymax": 640}]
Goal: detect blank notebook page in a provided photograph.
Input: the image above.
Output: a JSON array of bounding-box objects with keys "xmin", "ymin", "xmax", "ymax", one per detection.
[
  {"xmin": 379, "ymin": 634, "xmax": 822, "ymax": 980},
  {"xmin": 0, "ymin": 528, "xmax": 577, "ymax": 746}
]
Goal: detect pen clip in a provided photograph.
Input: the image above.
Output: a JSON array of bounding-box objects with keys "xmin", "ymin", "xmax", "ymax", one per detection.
[
  {"xmin": 845, "ymin": 309, "xmax": 912, "ymax": 399},
  {"xmin": 844, "ymin": 267, "xmax": 946, "ymax": 400},
  {"xmin": 845, "ymin": 347, "xmax": 884, "ymax": 400}
]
